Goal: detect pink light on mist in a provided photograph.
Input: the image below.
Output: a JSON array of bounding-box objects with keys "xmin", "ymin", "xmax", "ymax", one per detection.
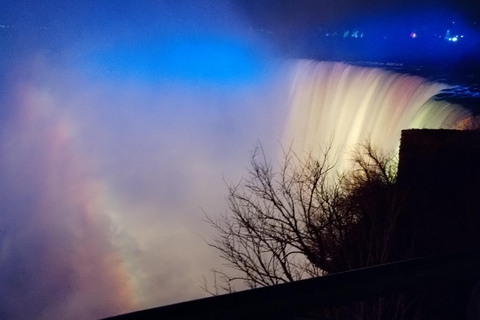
[
  {"xmin": 0, "ymin": 52, "xmax": 287, "ymax": 318},
  {"xmin": 0, "ymin": 80, "xmax": 138, "ymax": 319}
]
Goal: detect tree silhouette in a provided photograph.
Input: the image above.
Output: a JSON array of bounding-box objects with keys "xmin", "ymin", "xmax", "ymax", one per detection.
[
  {"xmin": 204, "ymin": 142, "xmax": 433, "ymax": 319},
  {"xmin": 205, "ymin": 142, "xmax": 401, "ymax": 288},
  {"xmin": 205, "ymin": 134, "xmax": 480, "ymax": 319}
]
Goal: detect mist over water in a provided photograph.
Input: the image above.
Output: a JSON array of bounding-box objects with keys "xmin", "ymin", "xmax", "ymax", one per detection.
[
  {"xmin": 0, "ymin": 51, "xmax": 289, "ymax": 318},
  {"xmin": 0, "ymin": 3, "xmax": 476, "ymax": 318},
  {"xmin": 0, "ymin": 54, "xmax": 473, "ymax": 318}
]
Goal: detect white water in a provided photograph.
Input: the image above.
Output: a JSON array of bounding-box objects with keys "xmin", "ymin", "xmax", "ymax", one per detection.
[{"xmin": 284, "ymin": 60, "xmax": 472, "ymax": 169}]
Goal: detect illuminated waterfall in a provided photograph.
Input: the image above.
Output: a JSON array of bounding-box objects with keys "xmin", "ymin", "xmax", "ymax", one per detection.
[{"xmin": 284, "ymin": 60, "xmax": 472, "ymax": 169}]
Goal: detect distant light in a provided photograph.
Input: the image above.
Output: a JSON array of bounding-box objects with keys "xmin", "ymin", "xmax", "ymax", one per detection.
[
  {"xmin": 444, "ymin": 29, "xmax": 452, "ymax": 41},
  {"xmin": 409, "ymin": 32, "xmax": 417, "ymax": 38},
  {"xmin": 452, "ymin": 36, "xmax": 458, "ymax": 42}
]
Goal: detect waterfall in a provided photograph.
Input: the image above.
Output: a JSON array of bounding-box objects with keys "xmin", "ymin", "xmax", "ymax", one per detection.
[{"xmin": 284, "ymin": 60, "xmax": 472, "ymax": 169}]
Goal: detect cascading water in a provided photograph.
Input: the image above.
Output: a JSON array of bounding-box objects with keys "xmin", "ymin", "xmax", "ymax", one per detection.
[{"xmin": 284, "ymin": 60, "xmax": 472, "ymax": 170}]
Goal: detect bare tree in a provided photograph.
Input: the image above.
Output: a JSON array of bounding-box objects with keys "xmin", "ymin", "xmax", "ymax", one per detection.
[
  {"xmin": 328, "ymin": 143, "xmax": 405, "ymax": 271},
  {"xmin": 204, "ymin": 140, "xmax": 472, "ymax": 319},
  {"xmin": 205, "ymin": 143, "xmax": 362, "ymax": 290}
]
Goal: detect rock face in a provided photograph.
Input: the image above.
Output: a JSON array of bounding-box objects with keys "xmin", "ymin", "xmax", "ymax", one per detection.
[{"xmin": 397, "ymin": 129, "xmax": 480, "ymax": 255}]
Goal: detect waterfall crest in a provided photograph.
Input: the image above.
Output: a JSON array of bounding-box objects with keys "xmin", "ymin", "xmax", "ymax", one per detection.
[{"xmin": 284, "ymin": 60, "xmax": 471, "ymax": 169}]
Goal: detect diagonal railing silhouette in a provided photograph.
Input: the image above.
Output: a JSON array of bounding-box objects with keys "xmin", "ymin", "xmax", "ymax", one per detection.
[{"xmin": 104, "ymin": 249, "xmax": 480, "ymax": 320}]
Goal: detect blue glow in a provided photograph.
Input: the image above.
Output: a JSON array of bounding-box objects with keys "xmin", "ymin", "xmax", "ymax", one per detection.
[{"xmin": 83, "ymin": 36, "xmax": 264, "ymax": 84}]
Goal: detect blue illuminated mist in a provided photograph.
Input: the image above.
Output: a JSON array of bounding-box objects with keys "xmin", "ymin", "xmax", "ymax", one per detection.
[
  {"xmin": 0, "ymin": 2, "xmax": 288, "ymax": 319},
  {"xmin": 0, "ymin": 1, "xmax": 478, "ymax": 319},
  {"xmin": 84, "ymin": 37, "xmax": 264, "ymax": 84}
]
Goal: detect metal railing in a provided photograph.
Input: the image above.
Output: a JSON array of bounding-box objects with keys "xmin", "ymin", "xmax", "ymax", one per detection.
[{"xmin": 104, "ymin": 249, "xmax": 480, "ymax": 320}]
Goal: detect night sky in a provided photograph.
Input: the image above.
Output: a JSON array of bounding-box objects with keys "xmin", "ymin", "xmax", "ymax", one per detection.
[
  {"xmin": 2, "ymin": 0, "xmax": 478, "ymax": 42},
  {"xmin": 0, "ymin": 1, "xmax": 479, "ymax": 319}
]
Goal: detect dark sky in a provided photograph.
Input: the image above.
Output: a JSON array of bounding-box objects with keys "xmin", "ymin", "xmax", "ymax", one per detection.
[
  {"xmin": 0, "ymin": 0, "xmax": 477, "ymax": 61},
  {"xmin": 2, "ymin": 0, "xmax": 478, "ymax": 31},
  {"xmin": 234, "ymin": 0, "xmax": 479, "ymax": 27},
  {"xmin": 2, "ymin": 0, "xmax": 477, "ymax": 60},
  {"xmin": 227, "ymin": 0, "xmax": 480, "ymax": 57}
]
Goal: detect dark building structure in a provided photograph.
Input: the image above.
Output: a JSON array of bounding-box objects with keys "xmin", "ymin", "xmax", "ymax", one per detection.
[{"xmin": 397, "ymin": 129, "xmax": 480, "ymax": 256}]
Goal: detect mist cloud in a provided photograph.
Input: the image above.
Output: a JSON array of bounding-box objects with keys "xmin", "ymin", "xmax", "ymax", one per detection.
[
  {"xmin": 0, "ymin": 41, "xmax": 288, "ymax": 318},
  {"xmin": 0, "ymin": 1, "xmax": 294, "ymax": 317}
]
